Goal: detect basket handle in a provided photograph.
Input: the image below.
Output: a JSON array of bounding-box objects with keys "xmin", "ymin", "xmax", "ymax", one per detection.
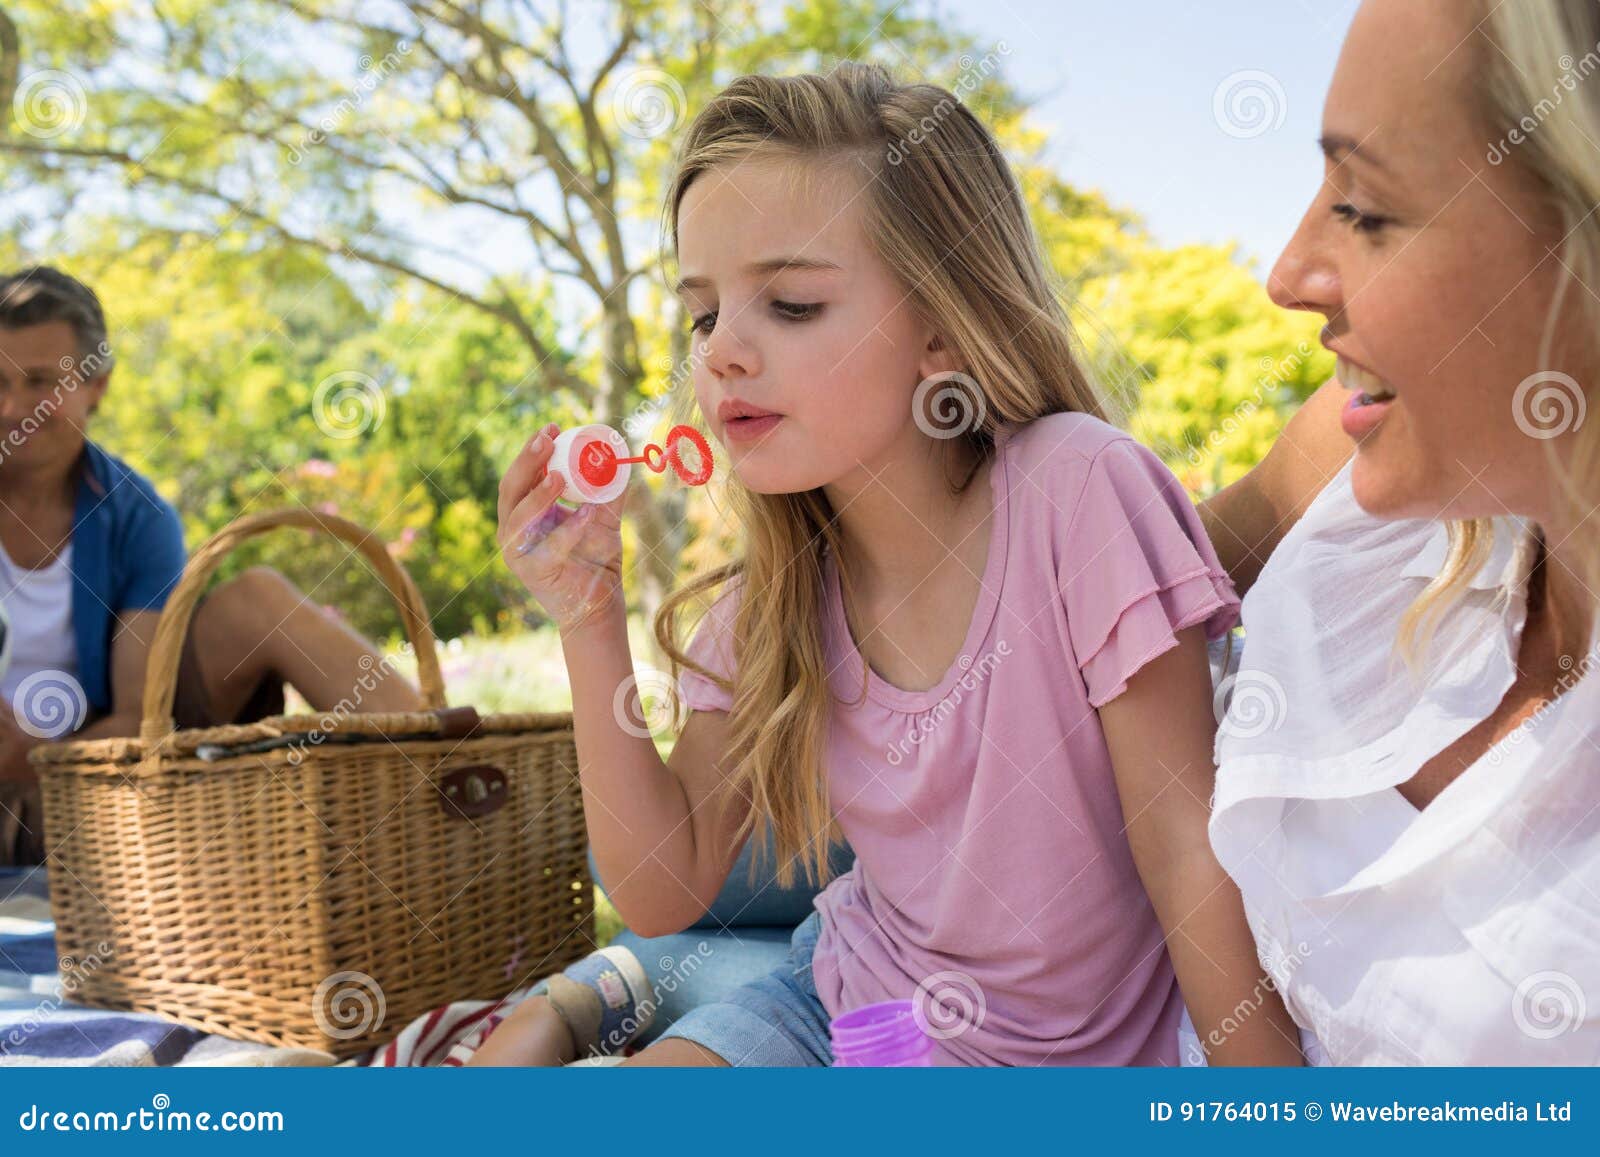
[{"xmin": 139, "ymin": 509, "xmax": 449, "ymax": 750}]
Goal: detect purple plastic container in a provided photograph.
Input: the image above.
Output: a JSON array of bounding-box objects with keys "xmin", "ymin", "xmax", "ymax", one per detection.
[{"xmin": 829, "ymin": 1000, "xmax": 933, "ymax": 1067}]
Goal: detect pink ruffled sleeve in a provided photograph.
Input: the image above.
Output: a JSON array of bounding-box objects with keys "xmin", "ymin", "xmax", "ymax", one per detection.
[
  {"xmin": 1060, "ymin": 437, "xmax": 1240, "ymax": 708},
  {"xmin": 677, "ymin": 584, "xmax": 742, "ymax": 714}
]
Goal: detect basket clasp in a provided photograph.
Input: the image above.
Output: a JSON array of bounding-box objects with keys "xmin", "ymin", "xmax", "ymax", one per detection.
[{"xmin": 438, "ymin": 765, "xmax": 508, "ymax": 819}]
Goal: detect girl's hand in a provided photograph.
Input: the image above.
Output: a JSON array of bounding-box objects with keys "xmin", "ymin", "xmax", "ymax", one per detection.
[{"xmin": 497, "ymin": 422, "xmax": 627, "ymax": 634}]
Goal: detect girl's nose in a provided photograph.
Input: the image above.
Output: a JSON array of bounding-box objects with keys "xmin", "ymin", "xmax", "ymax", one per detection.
[{"xmin": 701, "ymin": 319, "xmax": 760, "ymax": 380}]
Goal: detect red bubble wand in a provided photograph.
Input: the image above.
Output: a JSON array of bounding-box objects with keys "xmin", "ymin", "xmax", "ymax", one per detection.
[
  {"xmin": 570, "ymin": 424, "xmax": 715, "ymax": 495},
  {"xmin": 515, "ymin": 423, "xmax": 715, "ymax": 556}
]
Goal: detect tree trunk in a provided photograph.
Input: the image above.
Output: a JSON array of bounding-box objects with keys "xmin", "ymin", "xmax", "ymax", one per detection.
[{"xmin": 597, "ymin": 293, "xmax": 677, "ymax": 664}]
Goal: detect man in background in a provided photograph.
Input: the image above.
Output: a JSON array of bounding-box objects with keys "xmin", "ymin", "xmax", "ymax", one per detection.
[{"xmin": 0, "ymin": 266, "xmax": 423, "ymax": 865}]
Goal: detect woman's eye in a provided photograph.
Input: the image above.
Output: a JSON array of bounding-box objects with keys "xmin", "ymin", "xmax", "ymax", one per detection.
[
  {"xmin": 689, "ymin": 311, "xmax": 716, "ymax": 335},
  {"xmin": 772, "ymin": 300, "xmax": 822, "ymax": 321},
  {"xmin": 1331, "ymin": 202, "xmax": 1391, "ymax": 235}
]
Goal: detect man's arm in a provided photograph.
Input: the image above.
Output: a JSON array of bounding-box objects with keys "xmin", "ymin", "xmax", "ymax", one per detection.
[
  {"xmin": 0, "ymin": 711, "xmax": 42, "ymax": 783},
  {"xmin": 0, "ymin": 610, "xmax": 159, "ymax": 781},
  {"xmin": 1199, "ymin": 378, "xmax": 1353, "ymax": 597},
  {"xmin": 73, "ymin": 609, "xmax": 162, "ymax": 741}
]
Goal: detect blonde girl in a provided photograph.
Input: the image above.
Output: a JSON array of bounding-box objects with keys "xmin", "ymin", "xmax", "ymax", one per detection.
[{"xmin": 480, "ymin": 62, "xmax": 1299, "ymax": 1067}]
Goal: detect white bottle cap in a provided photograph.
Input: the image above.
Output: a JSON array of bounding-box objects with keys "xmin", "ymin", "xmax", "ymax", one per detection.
[{"xmin": 550, "ymin": 423, "xmax": 632, "ymax": 505}]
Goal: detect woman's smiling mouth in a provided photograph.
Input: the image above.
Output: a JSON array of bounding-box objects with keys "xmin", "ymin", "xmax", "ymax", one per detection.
[{"xmin": 1337, "ymin": 356, "xmax": 1397, "ymax": 439}]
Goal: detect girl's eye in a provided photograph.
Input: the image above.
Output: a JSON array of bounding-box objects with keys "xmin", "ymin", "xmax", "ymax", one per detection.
[
  {"xmin": 1331, "ymin": 202, "xmax": 1391, "ymax": 235},
  {"xmin": 689, "ymin": 301, "xmax": 822, "ymax": 335},
  {"xmin": 772, "ymin": 300, "xmax": 822, "ymax": 322}
]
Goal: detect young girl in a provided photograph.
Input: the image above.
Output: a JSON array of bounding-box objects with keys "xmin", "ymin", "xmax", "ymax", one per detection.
[{"xmin": 480, "ymin": 62, "xmax": 1300, "ymax": 1067}]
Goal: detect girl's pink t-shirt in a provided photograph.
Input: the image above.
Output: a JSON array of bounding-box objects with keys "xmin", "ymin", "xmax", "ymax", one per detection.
[{"xmin": 678, "ymin": 411, "xmax": 1239, "ymax": 1066}]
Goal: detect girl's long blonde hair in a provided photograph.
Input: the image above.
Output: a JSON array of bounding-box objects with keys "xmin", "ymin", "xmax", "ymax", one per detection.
[
  {"xmin": 1400, "ymin": 2, "xmax": 1600, "ymax": 659},
  {"xmin": 654, "ymin": 62, "xmax": 1106, "ymax": 887}
]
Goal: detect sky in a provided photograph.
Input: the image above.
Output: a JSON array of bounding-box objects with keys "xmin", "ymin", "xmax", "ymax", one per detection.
[
  {"xmin": 469, "ymin": 0, "xmax": 1364, "ymax": 352},
  {"xmin": 356, "ymin": 0, "xmax": 1362, "ymax": 298},
  {"xmin": 951, "ymin": 0, "xmax": 1361, "ymax": 271}
]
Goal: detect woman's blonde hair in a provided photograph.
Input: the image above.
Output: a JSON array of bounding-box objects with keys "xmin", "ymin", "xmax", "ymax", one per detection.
[
  {"xmin": 654, "ymin": 62, "xmax": 1106, "ymax": 887},
  {"xmin": 1399, "ymin": 2, "xmax": 1600, "ymax": 661}
]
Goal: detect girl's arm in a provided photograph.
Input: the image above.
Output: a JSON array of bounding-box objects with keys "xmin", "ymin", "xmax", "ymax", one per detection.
[
  {"xmin": 498, "ymin": 424, "xmax": 749, "ymax": 939},
  {"xmin": 1098, "ymin": 625, "xmax": 1304, "ymax": 1066},
  {"xmin": 559, "ymin": 605, "xmax": 751, "ymax": 938},
  {"xmin": 1198, "ymin": 378, "xmax": 1352, "ymax": 597}
]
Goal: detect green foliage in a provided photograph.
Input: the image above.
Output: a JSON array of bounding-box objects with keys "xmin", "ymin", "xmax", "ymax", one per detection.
[
  {"xmin": 0, "ymin": 0, "xmax": 1330, "ymax": 646},
  {"xmin": 17, "ymin": 234, "xmax": 567, "ymax": 643},
  {"xmin": 1079, "ymin": 242, "xmax": 1332, "ymax": 495}
]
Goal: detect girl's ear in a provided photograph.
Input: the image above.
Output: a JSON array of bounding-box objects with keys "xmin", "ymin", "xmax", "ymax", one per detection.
[{"xmin": 917, "ymin": 331, "xmax": 962, "ymax": 382}]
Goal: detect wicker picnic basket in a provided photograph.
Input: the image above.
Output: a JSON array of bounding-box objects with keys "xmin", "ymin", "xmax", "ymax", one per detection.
[{"xmin": 29, "ymin": 509, "xmax": 594, "ymax": 1058}]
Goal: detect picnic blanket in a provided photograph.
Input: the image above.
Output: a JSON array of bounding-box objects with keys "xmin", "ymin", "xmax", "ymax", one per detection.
[
  {"xmin": 0, "ymin": 867, "xmax": 334, "ymax": 1067},
  {"xmin": 356, "ymin": 991, "xmax": 526, "ymax": 1066},
  {"xmin": 0, "ymin": 865, "xmax": 583, "ymax": 1067}
]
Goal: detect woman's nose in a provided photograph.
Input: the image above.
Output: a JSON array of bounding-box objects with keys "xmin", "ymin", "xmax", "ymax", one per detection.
[{"xmin": 1268, "ymin": 226, "xmax": 1341, "ymax": 318}]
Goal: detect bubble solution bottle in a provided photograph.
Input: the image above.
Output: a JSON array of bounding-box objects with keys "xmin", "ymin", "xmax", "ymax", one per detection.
[
  {"xmin": 547, "ymin": 422, "xmax": 714, "ymax": 506},
  {"xmin": 829, "ymin": 1000, "xmax": 934, "ymax": 1066}
]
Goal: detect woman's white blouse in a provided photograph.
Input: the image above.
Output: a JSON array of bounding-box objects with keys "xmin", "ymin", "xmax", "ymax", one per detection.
[{"xmin": 1203, "ymin": 460, "xmax": 1600, "ymax": 1066}]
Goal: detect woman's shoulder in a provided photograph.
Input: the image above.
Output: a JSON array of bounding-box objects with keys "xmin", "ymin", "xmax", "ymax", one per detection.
[{"xmin": 1246, "ymin": 459, "xmax": 1445, "ymax": 609}]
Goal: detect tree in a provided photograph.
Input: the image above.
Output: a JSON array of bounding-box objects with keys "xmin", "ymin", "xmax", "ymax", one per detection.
[
  {"xmin": 1076, "ymin": 241, "xmax": 1332, "ymax": 495},
  {"xmin": 0, "ymin": 0, "xmax": 1024, "ymax": 642}
]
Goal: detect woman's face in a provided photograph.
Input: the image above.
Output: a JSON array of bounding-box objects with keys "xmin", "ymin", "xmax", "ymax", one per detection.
[
  {"xmin": 674, "ymin": 155, "xmax": 953, "ymax": 496},
  {"xmin": 1270, "ymin": 0, "xmax": 1588, "ymax": 524}
]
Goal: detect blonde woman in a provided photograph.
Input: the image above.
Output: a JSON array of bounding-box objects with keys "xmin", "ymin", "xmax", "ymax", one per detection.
[
  {"xmin": 1195, "ymin": 0, "xmax": 1600, "ymax": 1064},
  {"xmin": 481, "ymin": 63, "xmax": 1301, "ymax": 1067}
]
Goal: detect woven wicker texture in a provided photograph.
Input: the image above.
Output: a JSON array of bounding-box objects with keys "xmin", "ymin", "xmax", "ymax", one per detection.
[{"xmin": 31, "ymin": 510, "xmax": 593, "ymax": 1057}]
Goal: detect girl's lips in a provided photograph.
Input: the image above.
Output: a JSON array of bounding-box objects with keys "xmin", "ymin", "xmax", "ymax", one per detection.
[
  {"xmin": 723, "ymin": 414, "xmax": 783, "ymax": 443},
  {"xmin": 1341, "ymin": 388, "xmax": 1395, "ymax": 440}
]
